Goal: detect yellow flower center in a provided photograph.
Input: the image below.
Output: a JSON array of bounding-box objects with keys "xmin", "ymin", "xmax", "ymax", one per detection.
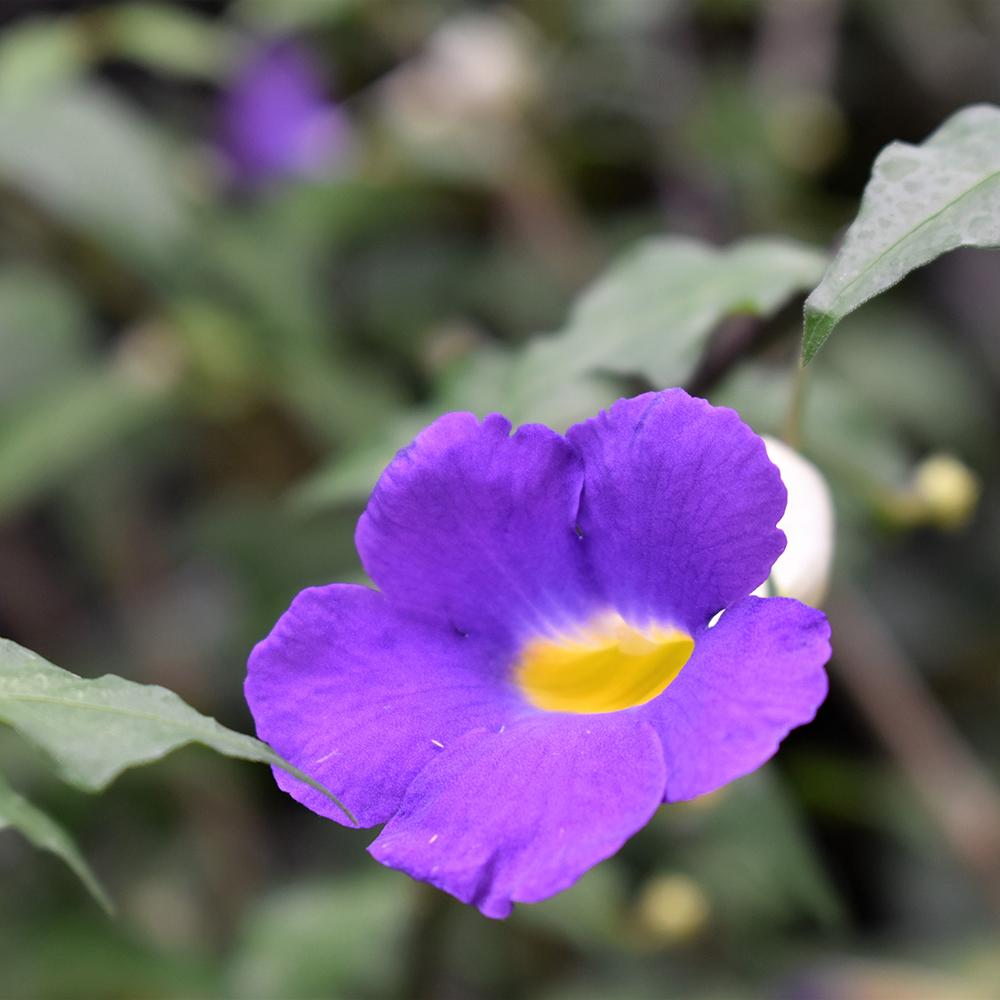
[{"xmin": 515, "ymin": 612, "xmax": 694, "ymax": 714}]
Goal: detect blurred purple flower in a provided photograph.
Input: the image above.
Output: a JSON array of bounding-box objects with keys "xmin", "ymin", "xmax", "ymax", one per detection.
[{"xmin": 219, "ymin": 39, "xmax": 349, "ymax": 188}]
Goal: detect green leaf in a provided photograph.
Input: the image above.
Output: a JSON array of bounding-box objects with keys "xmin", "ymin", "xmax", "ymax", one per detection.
[
  {"xmin": 459, "ymin": 236, "xmax": 826, "ymax": 430},
  {"xmin": 0, "ymin": 267, "xmax": 90, "ymax": 409},
  {"xmin": 294, "ymin": 235, "xmax": 826, "ymax": 509},
  {"xmin": 0, "ymin": 365, "xmax": 171, "ymax": 520},
  {"xmin": 101, "ymin": 4, "xmax": 235, "ymax": 79},
  {"xmin": 291, "ymin": 411, "xmax": 437, "ymax": 512},
  {"xmin": 0, "ymin": 769, "xmax": 112, "ymax": 915},
  {"xmin": 233, "ymin": 0, "xmax": 365, "ymax": 32},
  {"xmin": 0, "ymin": 639, "xmax": 355, "ymax": 823},
  {"xmin": 0, "ymin": 83, "xmax": 187, "ymax": 269},
  {"xmin": 525, "ymin": 234, "xmax": 827, "ymax": 390},
  {"xmin": 0, "ymin": 19, "xmax": 87, "ymax": 107},
  {"xmin": 803, "ymin": 103, "xmax": 1000, "ymax": 362},
  {"xmin": 445, "ymin": 235, "xmax": 827, "ymax": 424},
  {"xmin": 227, "ymin": 872, "xmax": 409, "ymax": 999}
]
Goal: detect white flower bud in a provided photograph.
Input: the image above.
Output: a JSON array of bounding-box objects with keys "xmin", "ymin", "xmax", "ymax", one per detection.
[
  {"xmin": 377, "ymin": 12, "xmax": 539, "ymax": 177},
  {"xmin": 756, "ymin": 436, "xmax": 835, "ymax": 607},
  {"xmin": 423, "ymin": 13, "xmax": 538, "ymax": 120}
]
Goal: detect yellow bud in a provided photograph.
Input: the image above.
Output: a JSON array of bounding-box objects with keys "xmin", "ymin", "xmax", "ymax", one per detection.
[
  {"xmin": 633, "ymin": 873, "xmax": 711, "ymax": 946},
  {"xmin": 912, "ymin": 453, "xmax": 980, "ymax": 531}
]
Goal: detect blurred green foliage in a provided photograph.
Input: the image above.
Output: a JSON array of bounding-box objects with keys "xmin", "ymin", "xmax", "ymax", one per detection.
[{"xmin": 1, "ymin": 1, "xmax": 1000, "ymax": 998}]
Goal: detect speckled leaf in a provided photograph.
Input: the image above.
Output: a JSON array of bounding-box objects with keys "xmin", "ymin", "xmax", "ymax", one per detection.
[
  {"xmin": 0, "ymin": 769, "xmax": 112, "ymax": 914},
  {"xmin": 0, "ymin": 639, "xmax": 355, "ymax": 822},
  {"xmin": 804, "ymin": 104, "xmax": 1000, "ymax": 362}
]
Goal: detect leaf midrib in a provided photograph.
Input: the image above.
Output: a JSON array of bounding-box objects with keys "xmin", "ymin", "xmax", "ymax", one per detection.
[{"xmin": 824, "ymin": 164, "xmax": 1000, "ymax": 314}]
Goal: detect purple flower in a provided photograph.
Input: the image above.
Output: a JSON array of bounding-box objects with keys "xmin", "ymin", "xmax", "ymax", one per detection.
[
  {"xmin": 218, "ymin": 39, "xmax": 349, "ymax": 188},
  {"xmin": 246, "ymin": 390, "xmax": 831, "ymax": 918}
]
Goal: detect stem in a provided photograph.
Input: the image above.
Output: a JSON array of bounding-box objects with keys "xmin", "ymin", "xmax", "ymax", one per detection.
[
  {"xmin": 828, "ymin": 585, "xmax": 1000, "ymax": 912},
  {"xmin": 781, "ymin": 358, "xmax": 809, "ymax": 448}
]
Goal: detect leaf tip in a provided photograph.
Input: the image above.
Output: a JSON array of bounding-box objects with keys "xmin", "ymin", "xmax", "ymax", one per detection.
[
  {"xmin": 90, "ymin": 881, "xmax": 116, "ymax": 918},
  {"xmin": 271, "ymin": 755, "xmax": 359, "ymax": 827},
  {"xmin": 801, "ymin": 307, "xmax": 836, "ymax": 365}
]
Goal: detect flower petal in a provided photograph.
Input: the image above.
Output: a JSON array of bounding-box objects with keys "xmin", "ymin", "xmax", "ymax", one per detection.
[
  {"xmin": 566, "ymin": 390, "xmax": 787, "ymax": 632},
  {"xmin": 245, "ymin": 584, "xmax": 525, "ymax": 827},
  {"xmin": 356, "ymin": 412, "xmax": 599, "ymax": 645},
  {"xmin": 369, "ymin": 713, "xmax": 666, "ymax": 918},
  {"xmin": 639, "ymin": 596, "xmax": 830, "ymax": 802}
]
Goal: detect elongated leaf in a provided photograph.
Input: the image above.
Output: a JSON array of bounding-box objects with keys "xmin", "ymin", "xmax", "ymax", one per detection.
[
  {"xmin": 234, "ymin": 0, "xmax": 364, "ymax": 31},
  {"xmin": 0, "ymin": 19, "xmax": 86, "ymax": 106},
  {"xmin": 292, "ymin": 412, "xmax": 432, "ymax": 512},
  {"xmin": 0, "ymin": 769, "xmax": 112, "ymax": 914},
  {"xmin": 0, "ymin": 639, "xmax": 355, "ymax": 823},
  {"xmin": 0, "ymin": 267, "xmax": 89, "ymax": 409},
  {"xmin": 296, "ymin": 235, "xmax": 826, "ymax": 509},
  {"xmin": 524, "ymin": 234, "xmax": 827, "ymax": 390},
  {"xmin": 0, "ymin": 83, "xmax": 186, "ymax": 269},
  {"xmin": 0, "ymin": 366, "xmax": 171, "ymax": 520},
  {"xmin": 446, "ymin": 234, "xmax": 827, "ymax": 427},
  {"xmin": 804, "ymin": 103, "xmax": 1000, "ymax": 362},
  {"xmin": 228, "ymin": 872, "xmax": 409, "ymax": 999},
  {"xmin": 102, "ymin": 4, "xmax": 235, "ymax": 79}
]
